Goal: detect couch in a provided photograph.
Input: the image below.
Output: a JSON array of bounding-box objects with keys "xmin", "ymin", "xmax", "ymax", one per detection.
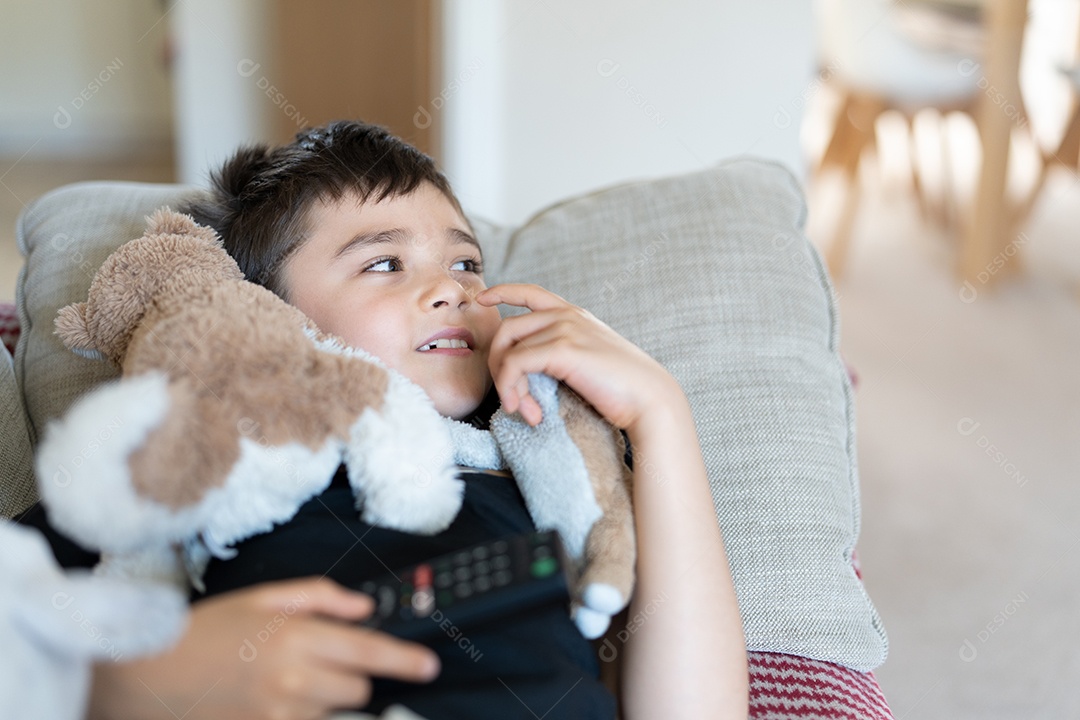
[{"xmin": 1, "ymin": 157, "xmax": 893, "ymax": 719}]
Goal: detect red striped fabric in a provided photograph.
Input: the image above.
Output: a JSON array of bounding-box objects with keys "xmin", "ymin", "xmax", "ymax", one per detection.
[
  {"xmin": 0, "ymin": 303, "xmax": 18, "ymax": 358},
  {"xmin": 750, "ymin": 652, "xmax": 893, "ymax": 719}
]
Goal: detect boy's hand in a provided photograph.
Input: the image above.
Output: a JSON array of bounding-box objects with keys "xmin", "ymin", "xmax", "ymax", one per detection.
[
  {"xmin": 89, "ymin": 578, "xmax": 439, "ymax": 720},
  {"xmin": 477, "ymin": 283, "xmax": 680, "ymax": 438}
]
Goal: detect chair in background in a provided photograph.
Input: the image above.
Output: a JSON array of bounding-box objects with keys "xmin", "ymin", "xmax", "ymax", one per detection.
[
  {"xmin": 1026, "ymin": 64, "xmax": 1080, "ymax": 204},
  {"xmin": 810, "ymin": 0, "xmax": 1014, "ymax": 280},
  {"xmin": 1051, "ymin": 65, "xmax": 1080, "ymax": 170}
]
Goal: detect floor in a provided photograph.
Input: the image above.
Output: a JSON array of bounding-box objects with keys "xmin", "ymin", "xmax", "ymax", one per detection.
[
  {"xmin": 2, "ymin": 129, "xmax": 1079, "ymax": 719},
  {"xmin": 806, "ymin": 145, "xmax": 1080, "ymax": 718}
]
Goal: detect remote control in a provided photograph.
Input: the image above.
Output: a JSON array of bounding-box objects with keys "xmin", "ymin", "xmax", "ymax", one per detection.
[{"xmin": 356, "ymin": 530, "xmax": 572, "ymax": 642}]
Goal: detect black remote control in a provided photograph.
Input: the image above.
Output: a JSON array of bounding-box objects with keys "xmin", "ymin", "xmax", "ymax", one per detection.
[{"xmin": 356, "ymin": 530, "xmax": 572, "ymax": 642}]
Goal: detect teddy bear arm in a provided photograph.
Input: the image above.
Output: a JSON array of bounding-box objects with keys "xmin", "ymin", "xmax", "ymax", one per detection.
[{"xmin": 556, "ymin": 385, "xmax": 637, "ymax": 607}]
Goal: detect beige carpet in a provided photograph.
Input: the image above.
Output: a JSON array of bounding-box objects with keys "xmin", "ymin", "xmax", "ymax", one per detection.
[{"xmin": 810, "ymin": 160, "xmax": 1080, "ymax": 719}]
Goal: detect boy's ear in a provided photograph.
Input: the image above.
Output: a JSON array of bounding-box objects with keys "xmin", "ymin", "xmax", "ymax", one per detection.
[{"xmin": 54, "ymin": 302, "xmax": 95, "ymax": 352}]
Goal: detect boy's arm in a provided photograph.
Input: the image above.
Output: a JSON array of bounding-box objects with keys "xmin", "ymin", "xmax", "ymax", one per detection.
[
  {"xmin": 476, "ymin": 283, "xmax": 749, "ymax": 719},
  {"xmin": 619, "ymin": 380, "xmax": 748, "ymax": 720}
]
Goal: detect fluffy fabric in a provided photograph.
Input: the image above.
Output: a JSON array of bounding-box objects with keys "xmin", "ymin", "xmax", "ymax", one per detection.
[{"xmin": 0, "ymin": 522, "xmax": 185, "ymax": 720}]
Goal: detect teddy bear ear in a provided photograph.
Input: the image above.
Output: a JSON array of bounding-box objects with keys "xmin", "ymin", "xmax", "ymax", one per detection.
[
  {"xmin": 147, "ymin": 207, "xmax": 223, "ymax": 247},
  {"xmin": 54, "ymin": 302, "xmax": 103, "ymax": 359},
  {"xmin": 146, "ymin": 207, "xmax": 195, "ymax": 236}
]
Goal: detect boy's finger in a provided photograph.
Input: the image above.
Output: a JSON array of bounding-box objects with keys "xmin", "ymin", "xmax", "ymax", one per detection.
[
  {"xmin": 486, "ymin": 310, "xmax": 562, "ymax": 378},
  {"xmin": 518, "ymin": 392, "xmax": 543, "ymax": 426},
  {"xmin": 254, "ymin": 577, "xmax": 375, "ymax": 620},
  {"xmin": 315, "ymin": 624, "xmax": 441, "ymax": 682},
  {"xmin": 478, "ymin": 283, "xmax": 568, "ymax": 312}
]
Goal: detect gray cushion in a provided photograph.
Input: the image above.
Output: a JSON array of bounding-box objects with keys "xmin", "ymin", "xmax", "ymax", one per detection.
[
  {"xmin": 1, "ymin": 340, "xmax": 35, "ymax": 519},
  {"xmin": 8, "ymin": 160, "xmax": 887, "ymax": 670},
  {"xmin": 491, "ymin": 158, "xmax": 887, "ymax": 670}
]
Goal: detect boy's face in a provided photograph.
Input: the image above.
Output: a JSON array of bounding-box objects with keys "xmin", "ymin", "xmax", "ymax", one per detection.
[{"xmin": 282, "ymin": 182, "xmax": 502, "ymax": 420}]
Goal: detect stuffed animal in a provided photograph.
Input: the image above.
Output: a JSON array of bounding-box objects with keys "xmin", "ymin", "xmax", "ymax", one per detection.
[
  {"xmin": 36, "ymin": 209, "xmax": 634, "ymax": 638},
  {"xmin": 0, "ymin": 521, "xmax": 185, "ymax": 720}
]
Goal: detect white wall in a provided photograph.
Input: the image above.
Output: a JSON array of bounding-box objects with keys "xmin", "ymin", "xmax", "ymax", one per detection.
[
  {"xmin": 440, "ymin": 0, "xmax": 817, "ymax": 225},
  {"xmin": 0, "ymin": 0, "xmax": 173, "ymax": 158},
  {"xmin": 170, "ymin": 0, "xmax": 278, "ymax": 185}
]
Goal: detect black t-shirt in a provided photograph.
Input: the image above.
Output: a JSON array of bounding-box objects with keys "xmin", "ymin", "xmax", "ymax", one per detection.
[{"xmin": 197, "ymin": 464, "xmax": 617, "ymax": 720}]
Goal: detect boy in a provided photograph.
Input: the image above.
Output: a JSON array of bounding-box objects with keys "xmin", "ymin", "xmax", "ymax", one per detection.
[{"xmin": 104, "ymin": 120, "xmax": 747, "ymax": 719}]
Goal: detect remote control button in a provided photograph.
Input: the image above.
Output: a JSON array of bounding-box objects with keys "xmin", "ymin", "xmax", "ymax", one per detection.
[
  {"xmin": 492, "ymin": 555, "xmax": 511, "ymax": 570},
  {"xmin": 453, "ymin": 551, "xmax": 471, "ymax": 566},
  {"xmin": 435, "ymin": 571, "xmax": 453, "ymax": 588},
  {"xmin": 532, "ymin": 545, "xmax": 552, "ymax": 559},
  {"xmin": 453, "ymin": 566, "xmax": 472, "ymax": 582},
  {"xmin": 377, "ymin": 587, "xmax": 396, "ymax": 616},
  {"xmin": 472, "ymin": 546, "xmax": 489, "ymax": 560},
  {"xmin": 454, "ymin": 583, "xmax": 473, "ymax": 598},
  {"xmin": 530, "ymin": 556, "xmax": 558, "ymax": 578},
  {"xmin": 493, "ymin": 569, "xmax": 513, "ymax": 586},
  {"xmin": 438, "ymin": 589, "xmax": 454, "ymax": 606},
  {"xmin": 415, "ymin": 564, "xmax": 433, "ymax": 588},
  {"xmin": 360, "ymin": 581, "xmax": 377, "ymax": 595},
  {"xmin": 492, "ymin": 540, "xmax": 509, "ymax": 555},
  {"xmin": 473, "ymin": 560, "xmax": 491, "ymax": 576},
  {"xmin": 474, "ymin": 575, "xmax": 492, "ymax": 592},
  {"xmin": 412, "ymin": 590, "xmax": 435, "ymax": 617}
]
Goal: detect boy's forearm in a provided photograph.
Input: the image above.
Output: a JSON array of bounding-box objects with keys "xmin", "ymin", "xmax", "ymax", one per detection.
[{"xmin": 620, "ymin": 388, "xmax": 748, "ymax": 720}]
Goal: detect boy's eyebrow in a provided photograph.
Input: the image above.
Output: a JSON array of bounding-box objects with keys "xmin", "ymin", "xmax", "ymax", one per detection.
[
  {"xmin": 447, "ymin": 228, "xmax": 483, "ymax": 256},
  {"xmin": 332, "ymin": 227, "xmax": 482, "ymax": 261}
]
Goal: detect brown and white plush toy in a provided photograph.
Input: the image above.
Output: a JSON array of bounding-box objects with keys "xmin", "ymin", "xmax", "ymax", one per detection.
[{"xmin": 36, "ymin": 209, "xmax": 634, "ymax": 638}]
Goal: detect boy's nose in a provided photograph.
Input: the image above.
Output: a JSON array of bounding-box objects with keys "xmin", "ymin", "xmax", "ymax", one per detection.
[{"xmin": 424, "ymin": 272, "xmax": 472, "ymax": 310}]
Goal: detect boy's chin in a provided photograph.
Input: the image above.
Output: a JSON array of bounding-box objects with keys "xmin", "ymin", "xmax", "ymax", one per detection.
[{"xmin": 433, "ymin": 393, "xmax": 486, "ymax": 422}]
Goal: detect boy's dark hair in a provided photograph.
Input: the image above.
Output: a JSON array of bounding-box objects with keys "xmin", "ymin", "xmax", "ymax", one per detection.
[{"xmin": 181, "ymin": 120, "xmax": 466, "ymax": 300}]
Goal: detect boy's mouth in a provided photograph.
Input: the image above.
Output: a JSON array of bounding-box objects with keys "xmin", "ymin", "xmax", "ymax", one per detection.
[
  {"xmin": 418, "ymin": 338, "xmax": 470, "ymax": 351},
  {"xmin": 416, "ymin": 328, "xmax": 475, "ymax": 353}
]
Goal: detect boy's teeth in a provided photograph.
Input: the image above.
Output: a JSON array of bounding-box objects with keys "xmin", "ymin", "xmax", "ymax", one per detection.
[{"xmin": 420, "ymin": 338, "xmax": 469, "ymax": 351}]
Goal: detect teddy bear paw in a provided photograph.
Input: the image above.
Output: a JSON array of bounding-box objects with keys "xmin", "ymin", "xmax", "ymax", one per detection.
[
  {"xmin": 572, "ymin": 605, "xmax": 613, "ymax": 640},
  {"xmin": 582, "ymin": 583, "xmax": 626, "ymax": 615}
]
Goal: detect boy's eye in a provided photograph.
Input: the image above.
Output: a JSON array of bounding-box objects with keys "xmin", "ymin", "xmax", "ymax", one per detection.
[
  {"xmin": 364, "ymin": 256, "xmax": 401, "ymax": 273},
  {"xmin": 451, "ymin": 258, "xmax": 484, "ymax": 274}
]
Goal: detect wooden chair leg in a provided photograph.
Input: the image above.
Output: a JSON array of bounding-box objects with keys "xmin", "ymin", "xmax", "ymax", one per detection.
[
  {"xmin": 938, "ymin": 111, "xmax": 960, "ymax": 237},
  {"xmin": 907, "ymin": 114, "xmax": 932, "ymax": 225},
  {"xmin": 1054, "ymin": 101, "xmax": 1080, "ymax": 170},
  {"xmin": 825, "ymin": 162, "xmax": 864, "ymax": 280},
  {"xmin": 817, "ymin": 91, "xmax": 884, "ymax": 280}
]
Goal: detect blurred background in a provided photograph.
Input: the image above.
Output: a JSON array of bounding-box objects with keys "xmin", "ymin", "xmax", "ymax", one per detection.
[{"xmin": 2, "ymin": 1, "xmax": 1079, "ymax": 717}]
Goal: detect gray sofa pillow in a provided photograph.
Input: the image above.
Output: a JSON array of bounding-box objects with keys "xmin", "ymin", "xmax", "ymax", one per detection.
[
  {"xmin": 8, "ymin": 159, "xmax": 887, "ymax": 671},
  {"xmin": 491, "ymin": 158, "xmax": 887, "ymax": 671},
  {"xmin": 1, "ymin": 341, "xmax": 35, "ymax": 519}
]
